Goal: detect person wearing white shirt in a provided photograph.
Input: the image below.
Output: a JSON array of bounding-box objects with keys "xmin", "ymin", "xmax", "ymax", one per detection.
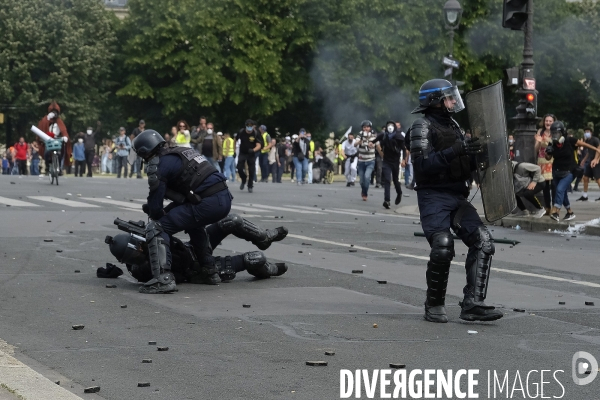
[{"xmin": 342, "ymin": 134, "xmax": 358, "ymax": 187}]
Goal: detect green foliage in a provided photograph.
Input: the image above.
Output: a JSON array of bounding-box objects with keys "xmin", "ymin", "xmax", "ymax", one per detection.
[{"xmin": 0, "ymin": 0, "xmax": 116, "ymax": 141}]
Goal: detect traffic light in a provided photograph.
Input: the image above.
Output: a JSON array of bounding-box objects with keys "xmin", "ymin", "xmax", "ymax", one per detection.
[
  {"xmin": 524, "ymin": 91, "xmax": 536, "ymax": 119},
  {"xmin": 502, "ymin": 0, "xmax": 528, "ymax": 30}
]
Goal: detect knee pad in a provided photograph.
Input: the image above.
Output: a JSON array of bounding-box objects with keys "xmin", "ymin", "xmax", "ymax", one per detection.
[
  {"xmin": 429, "ymin": 231, "xmax": 455, "ymax": 263},
  {"xmin": 466, "ymin": 226, "xmax": 495, "ymax": 255},
  {"xmin": 217, "ymin": 214, "xmax": 244, "ymax": 233}
]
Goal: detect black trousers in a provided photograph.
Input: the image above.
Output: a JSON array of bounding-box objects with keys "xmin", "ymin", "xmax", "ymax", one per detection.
[
  {"xmin": 237, "ymin": 153, "xmax": 256, "ymax": 188},
  {"xmin": 516, "ymin": 182, "xmax": 544, "ymax": 210},
  {"xmin": 84, "ymin": 149, "xmax": 95, "ymax": 176},
  {"xmin": 17, "ymin": 159, "xmax": 27, "ymax": 175},
  {"xmin": 542, "ymin": 180, "xmax": 556, "ymax": 209},
  {"xmin": 74, "ymin": 160, "xmax": 86, "ymax": 176},
  {"xmin": 382, "ymin": 161, "xmax": 401, "ymax": 202}
]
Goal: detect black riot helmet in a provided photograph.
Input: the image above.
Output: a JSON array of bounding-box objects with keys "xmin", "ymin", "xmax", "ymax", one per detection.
[
  {"xmin": 361, "ymin": 120, "xmax": 373, "ymax": 128},
  {"xmin": 550, "ymin": 121, "xmax": 566, "ymax": 143},
  {"xmin": 411, "ymin": 78, "xmax": 465, "ymax": 114},
  {"xmin": 132, "ymin": 129, "xmax": 166, "ymax": 161}
]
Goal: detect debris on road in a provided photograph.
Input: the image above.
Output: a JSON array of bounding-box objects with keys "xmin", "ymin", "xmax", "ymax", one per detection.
[
  {"xmin": 142, "ymin": 359, "xmax": 152, "ymax": 363},
  {"xmin": 148, "ymin": 341, "xmax": 157, "ymax": 345},
  {"xmin": 157, "ymin": 346, "xmax": 169, "ymax": 351},
  {"xmin": 44, "ymin": 239, "xmax": 53, "ymax": 242},
  {"xmin": 56, "ymin": 250, "xmax": 63, "ymax": 253},
  {"xmin": 302, "ymin": 243, "xmax": 312, "ymax": 246},
  {"xmin": 373, "ymin": 323, "xmax": 378, "ymax": 328},
  {"xmin": 585, "ymin": 302, "xmax": 595, "ymax": 306},
  {"xmin": 84, "ymin": 386, "xmax": 100, "ymax": 393},
  {"xmin": 121, "ymin": 305, "xmax": 127, "ymax": 308},
  {"xmin": 106, "ymin": 284, "xmax": 117, "ymax": 288},
  {"xmin": 559, "ymin": 302, "xmax": 566, "ymax": 305},
  {"xmin": 306, "ymin": 361, "xmax": 327, "ymax": 366},
  {"xmin": 513, "ymin": 308, "xmax": 525, "ymax": 312},
  {"xmin": 468, "ymin": 330, "xmax": 478, "ymax": 335},
  {"xmin": 72, "ymin": 325, "xmax": 84, "ymax": 330},
  {"xmin": 74, "ymin": 270, "xmax": 80, "ymax": 273},
  {"xmin": 138, "ymin": 382, "xmax": 151, "ymax": 387},
  {"xmin": 351, "ymin": 270, "xmax": 363, "ymax": 274},
  {"xmin": 325, "ymin": 351, "xmax": 335, "ymax": 356},
  {"xmin": 389, "ymin": 363, "xmax": 406, "ymax": 369},
  {"xmin": 349, "ymin": 249, "xmax": 357, "ymax": 253},
  {"xmin": 243, "ymin": 304, "xmax": 251, "ymax": 308},
  {"xmin": 377, "ymin": 281, "xmax": 387, "ymax": 284}
]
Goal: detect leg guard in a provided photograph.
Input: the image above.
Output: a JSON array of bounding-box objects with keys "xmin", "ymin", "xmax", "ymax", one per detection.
[
  {"xmin": 424, "ymin": 231, "xmax": 454, "ymax": 323},
  {"xmin": 140, "ymin": 221, "xmax": 177, "ymax": 294},
  {"xmin": 217, "ymin": 214, "xmax": 288, "ymax": 250},
  {"xmin": 243, "ymin": 251, "xmax": 287, "ymax": 279},
  {"xmin": 214, "ymin": 255, "xmax": 238, "ymax": 282},
  {"xmin": 460, "ymin": 225, "xmax": 503, "ymax": 321}
]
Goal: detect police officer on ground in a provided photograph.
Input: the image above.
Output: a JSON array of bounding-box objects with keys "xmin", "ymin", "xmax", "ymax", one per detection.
[
  {"xmin": 132, "ymin": 130, "xmax": 232, "ymax": 294},
  {"xmin": 406, "ymin": 78, "xmax": 503, "ymax": 323},
  {"xmin": 237, "ymin": 119, "xmax": 262, "ymax": 193}
]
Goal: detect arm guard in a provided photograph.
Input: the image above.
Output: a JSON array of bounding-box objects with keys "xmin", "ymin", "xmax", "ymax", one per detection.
[
  {"xmin": 408, "ymin": 118, "xmax": 431, "ymax": 160},
  {"xmin": 147, "ymin": 156, "xmax": 161, "ymax": 192}
]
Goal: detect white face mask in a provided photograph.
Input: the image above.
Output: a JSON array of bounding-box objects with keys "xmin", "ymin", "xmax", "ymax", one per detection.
[
  {"xmin": 207, "ymin": 129, "xmax": 213, "ymax": 134},
  {"xmin": 387, "ymin": 125, "xmax": 394, "ymax": 133},
  {"xmin": 509, "ymin": 140, "xmax": 514, "ymax": 144},
  {"xmin": 86, "ymin": 130, "xmax": 92, "ymax": 135},
  {"xmin": 584, "ymin": 132, "xmax": 592, "ymax": 139},
  {"xmin": 78, "ymin": 138, "xmax": 83, "ymax": 143}
]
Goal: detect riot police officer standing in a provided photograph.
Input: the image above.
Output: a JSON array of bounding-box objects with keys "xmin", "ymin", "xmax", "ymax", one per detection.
[
  {"xmin": 406, "ymin": 79, "xmax": 503, "ymax": 323},
  {"xmin": 132, "ymin": 130, "xmax": 232, "ymax": 294}
]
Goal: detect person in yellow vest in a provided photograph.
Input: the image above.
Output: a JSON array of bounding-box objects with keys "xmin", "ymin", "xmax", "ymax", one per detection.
[
  {"xmin": 258, "ymin": 125, "xmax": 272, "ymax": 182},
  {"xmin": 222, "ymin": 132, "xmax": 236, "ymax": 183},
  {"xmin": 334, "ymin": 139, "xmax": 346, "ymax": 174},
  {"xmin": 305, "ymin": 131, "xmax": 316, "ymax": 184},
  {"xmin": 175, "ymin": 120, "xmax": 192, "ymax": 148}
]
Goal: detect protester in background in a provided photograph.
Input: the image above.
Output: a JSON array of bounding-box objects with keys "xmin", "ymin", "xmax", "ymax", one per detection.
[
  {"xmin": 288, "ymin": 135, "xmax": 296, "ymax": 181},
  {"xmin": 237, "ymin": 119, "xmax": 262, "ymax": 193},
  {"xmin": 29, "ymin": 141, "xmax": 40, "ymax": 176},
  {"xmin": 268, "ymin": 138, "xmax": 278, "ymax": 182},
  {"xmin": 292, "ymin": 129, "xmax": 310, "ymax": 185},
  {"xmin": 276, "ymin": 137, "xmax": 287, "ymax": 183},
  {"xmin": 2, "ymin": 153, "xmax": 9, "ymax": 175},
  {"xmin": 175, "ymin": 120, "xmax": 191, "ymax": 148},
  {"xmin": 77, "ymin": 121, "xmax": 100, "ymax": 177},
  {"xmin": 221, "ymin": 132, "xmax": 236, "ymax": 182},
  {"xmin": 511, "ymin": 161, "xmax": 546, "ymax": 218},
  {"xmin": 355, "ymin": 120, "xmax": 377, "ymax": 200},
  {"xmin": 73, "ymin": 137, "xmax": 86, "ymax": 177},
  {"xmin": 508, "ymin": 134, "xmax": 515, "ymax": 160},
  {"xmin": 334, "ymin": 139, "xmax": 345, "ymax": 175},
  {"xmin": 258, "ymin": 125, "xmax": 272, "ymax": 182},
  {"xmin": 5, "ymin": 147, "xmax": 15, "ymax": 175},
  {"xmin": 129, "ymin": 119, "xmax": 145, "ymax": 178},
  {"xmin": 343, "ymin": 134, "xmax": 358, "ymax": 187},
  {"xmin": 14, "ymin": 137, "xmax": 29, "ymax": 175},
  {"xmin": 545, "ymin": 120, "xmax": 600, "ymax": 221},
  {"xmin": 191, "ymin": 122, "xmax": 222, "ymax": 172},
  {"xmin": 101, "ymin": 139, "xmax": 112, "ymax": 174},
  {"xmin": 305, "ymin": 130, "xmax": 315, "ymax": 184},
  {"xmin": 576, "ymin": 127, "xmax": 600, "ymax": 201},
  {"xmin": 373, "ymin": 120, "xmax": 405, "ymax": 209},
  {"xmin": 114, "ymin": 127, "xmax": 131, "ymax": 178},
  {"xmin": 535, "ymin": 114, "xmax": 556, "ymax": 215}
]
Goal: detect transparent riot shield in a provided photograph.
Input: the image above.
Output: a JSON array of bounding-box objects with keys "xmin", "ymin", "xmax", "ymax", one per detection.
[{"xmin": 465, "ymin": 81, "xmax": 516, "ymax": 222}]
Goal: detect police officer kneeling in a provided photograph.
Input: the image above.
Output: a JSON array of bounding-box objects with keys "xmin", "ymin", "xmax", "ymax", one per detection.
[
  {"xmin": 407, "ymin": 79, "xmax": 503, "ymax": 323},
  {"xmin": 133, "ymin": 130, "xmax": 232, "ymax": 294}
]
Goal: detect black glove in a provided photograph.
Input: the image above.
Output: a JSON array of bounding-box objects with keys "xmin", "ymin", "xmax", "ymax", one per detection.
[
  {"xmin": 451, "ymin": 137, "xmax": 482, "ymax": 156},
  {"xmin": 545, "ymin": 145, "xmax": 554, "ymax": 155},
  {"xmin": 248, "ymin": 148, "xmax": 255, "ymax": 155},
  {"xmin": 142, "ymin": 203, "xmax": 149, "ymax": 215}
]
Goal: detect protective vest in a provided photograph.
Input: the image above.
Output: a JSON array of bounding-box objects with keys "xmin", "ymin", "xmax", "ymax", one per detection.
[
  {"xmin": 308, "ymin": 141, "xmax": 315, "ymax": 159},
  {"xmin": 415, "ymin": 116, "xmax": 471, "ymax": 185},
  {"xmin": 261, "ymin": 132, "xmax": 270, "ymax": 154},
  {"xmin": 148, "ymin": 147, "xmax": 217, "ymax": 204},
  {"xmin": 223, "ymin": 138, "xmax": 235, "ymax": 157},
  {"xmin": 175, "ymin": 131, "xmax": 189, "ymax": 145}
]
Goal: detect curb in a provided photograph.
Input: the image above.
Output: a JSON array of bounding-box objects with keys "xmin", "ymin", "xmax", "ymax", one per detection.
[{"xmin": 498, "ymin": 216, "xmax": 600, "ymax": 236}]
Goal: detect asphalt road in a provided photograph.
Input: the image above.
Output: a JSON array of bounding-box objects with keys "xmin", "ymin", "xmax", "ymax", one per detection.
[{"xmin": 1, "ymin": 174, "xmax": 599, "ymax": 399}]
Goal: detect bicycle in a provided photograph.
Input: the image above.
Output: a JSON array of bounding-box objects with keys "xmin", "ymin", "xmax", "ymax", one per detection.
[
  {"xmin": 324, "ymin": 169, "xmax": 334, "ymax": 184},
  {"xmin": 45, "ymin": 139, "xmax": 62, "ymax": 185}
]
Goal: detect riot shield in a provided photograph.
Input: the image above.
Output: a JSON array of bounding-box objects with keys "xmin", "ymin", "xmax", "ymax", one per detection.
[{"xmin": 465, "ymin": 81, "xmax": 516, "ymax": 222}]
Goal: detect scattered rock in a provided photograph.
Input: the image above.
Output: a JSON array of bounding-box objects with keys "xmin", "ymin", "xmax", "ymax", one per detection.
[
  {"xmin": 302, "ymin": 243, "xmax": 312, "ymax": 246},
  {"xmin": 56, "ymin": 250, "xmax": 63, "ymax": 253},
  {"xmin": 513, "ymin": 308, "xmax": 525, "ymax": 312},
  {"xmin": 412, "ymin": 221, "xmax": 420, "ymax": 225},
  {"xmin": 350, "ymin": 244, "xmax": 354, "ymax": 247},
  {"xmin": 55, "ymin": 381, "xmax": 60, "ymax": 385},
  {"xmin": 392, "ymin": 248, "xmax": 396, "ymax": 250},
  {"xmin": 10, "ymin": 182, "xmax": 15, "ymax": 184},
  {"xmin": 138, "ymin": 382, "xmax": 151, "ymax": 387},
  {"xmin": 325, "ymin": 351, "xmax": 335, "ymax": 356},
  {"xmin": 318, "ymin": 195, "xmax": 322, "ymax": 197},
  {"xmin": 47, "ymin": 220, "xmax": 51, "ymax": 223},
  {"xmin": 72, "ymin": 325, "xmax": 84, "ymax": 330},
  {"xmin": 106, "ymin": 284, "xmax": 117, "ymax": 288},
  {"xmin": 74, "ymin": 270, "xmax": 80, "ymax": 273},
  {"xmin": 275, "ymin": 216, "xmax": 279, "ymax": 219},
  {"xmin": 389, "ymin": 363, "xmax": 406, "ymax": 369},
  {"xmin": 243, "ymin": 304, "xmax": 251, "ymax": 308},
  {"xmin": 468, "ymin": 330, "xmax": 478, "ymax": 335},
  {"xmin": 157, "ymin": 347, "xmax": 169, "ymax": 351},
  {"xmin": 352, "ymin": 270, "xmax": 363, "ymax": 274},
  {"xmin": 298, "ymin": 251, "xmax": 303, "ymax": 253},
  {"xmin": 306, "ymin": 361, "xmax": 327, "ymax": 366},
  {"xmin": 559, "ymin": 302, "xmax": 566, "ymax": 305},
  {"xmin": 403, "ymin": 194, "xmax": 409, "ymax": 197},
  {"xmin": 69, "ymin": 231, "xmax": 73, "ymax": 233},
  {"xmin": 148, "ymin": 341, "xmax": 157, "ymax": 345},
  {"xmin": 106, "ymin": 196, "xmax": 112, "ymax": 199},
  {"xmin": 142, "ymin": 359, "xmax": 152, "ymax": 363},
  {"xmin": 80, "ymin": 222, "xmax": 85, "ymax": 224},
  {"xmin": 84, "ymin": 386, "xmax": 100, "ymax": 394},
  {"xmin": 585, "ymin": 302, "xmax": 595, "ymax": 306},
  {"xmin": 377, "ymin": 280, "xmax": 387, "ymax": 284},
  {"xmin": 349, "ymin": 249, "xmax": 357, "ymax": 253},
  {"xmin": 121, "ymin": 305, "xmax": 127, "ymax": 308},
  {"xmin": 44, "ymin": 239, "xmax": 53, "ymax": 242},
  {"xmin": 380, "ymin": 220, "xmax": 385, "ymax": 222},
  {"xmin": 373, "ymin": 323, "xmax": 378, "ymax": 328}
]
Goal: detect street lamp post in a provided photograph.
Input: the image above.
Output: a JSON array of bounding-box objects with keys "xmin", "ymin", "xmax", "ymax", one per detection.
[{"xmin": 443, "ymin": 0, "xmax": 463, "ymax": 82}]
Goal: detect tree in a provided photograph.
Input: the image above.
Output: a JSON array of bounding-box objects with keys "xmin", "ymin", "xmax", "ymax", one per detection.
[{"xmin": 0, "ymin": 0, "xmax": 116, "ymax": 144}]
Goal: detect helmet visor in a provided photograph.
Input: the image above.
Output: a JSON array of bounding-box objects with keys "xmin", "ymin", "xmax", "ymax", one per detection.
[{"xmin": 441, "ymin": 86, "xmax": 465, "ymax": 113}]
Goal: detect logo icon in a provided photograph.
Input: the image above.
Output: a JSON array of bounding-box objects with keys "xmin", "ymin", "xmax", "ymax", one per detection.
[{"xmin": 572, "ymin": 351, "xmax": 598, "ymax": 385}]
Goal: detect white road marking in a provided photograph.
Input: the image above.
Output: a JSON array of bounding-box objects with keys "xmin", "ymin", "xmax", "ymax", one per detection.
[
  {"xmin": 238, "ymin": 203, "xmax": 325, "ymax": 215},
  {"xmin": 81, "ymin": 197, "xmax": 141, "ymax": 209},
  {"xmin": 231, "ymin": 205, "xmax": 269, "ymax": 213},
  {"xmin": 285, "ymin": 204, "xmax": 417, "ymax": 220},
  {"xmin": 288, "ymin": 233, "xmax": 600, "ymax": 289},
  {"xmin": 27, "ymin": 196, "xmax": 100, "ymax": 208},
  {"xmin": 0, "ymin": 196, "xmax": 40, "ymax": 207}
]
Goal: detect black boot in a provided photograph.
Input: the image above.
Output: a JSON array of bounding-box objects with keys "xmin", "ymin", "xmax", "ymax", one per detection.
[
  {"xmin": 459, "ymin": 226, "xmax": 503, "ymax": 322},
  {"xmin": 244, "ymin": 251, "xmax": 287, "ymax": 279},
  {"xmin": 424, "ymin": 261, "xmax": 450, "ymax": 323},
  {"xmin": 217, "ymin": 214, "xmax": 288, "ymax": 250}
]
